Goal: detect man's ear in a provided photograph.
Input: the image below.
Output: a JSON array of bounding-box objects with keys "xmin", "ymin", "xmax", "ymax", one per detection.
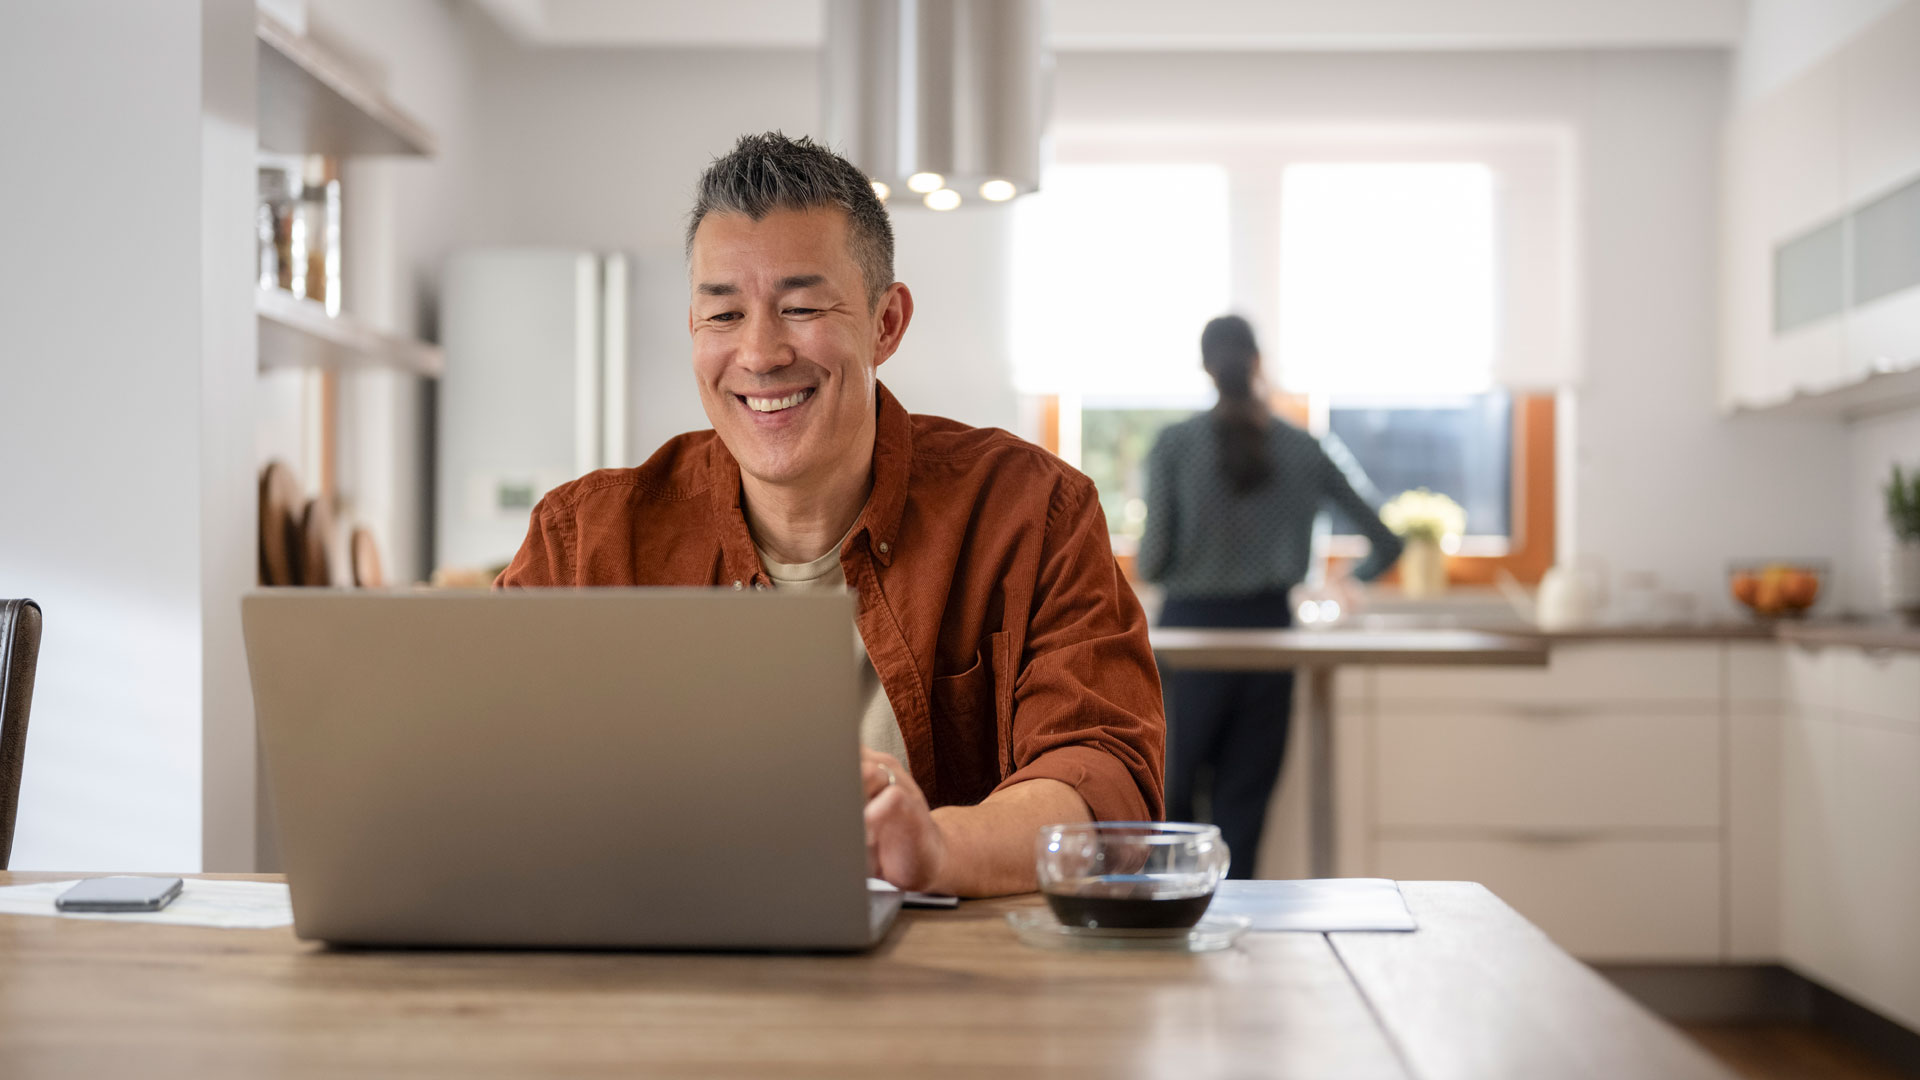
[{"xmin": 872, "ymin": 282, "xmax": 914, "ymax": 368}]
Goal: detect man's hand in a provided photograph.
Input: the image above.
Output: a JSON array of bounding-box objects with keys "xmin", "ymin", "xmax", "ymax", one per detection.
[
  {"xmin": 862, "ymin": 749, "xmax": 1094, "ymax": 897},
  {"xmin": 862, "ymin": 748, "xmax": 948, "ymax": 892}
]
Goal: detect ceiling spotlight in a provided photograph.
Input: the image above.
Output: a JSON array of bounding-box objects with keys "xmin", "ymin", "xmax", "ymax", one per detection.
[
  {"xmin": 907, "ymin": 172, "xmax": 945, "ymax": 194},
  {"xmin": 923, "ymin": 188, "xmax": 961, "ymax": 211},
  {"xmin": 871, "ymin": 179, "xmax": 891, "ymax": 202},
  {"xmin": 979, "ymin": 179, "xmax": 1017, "ymax": 202}
]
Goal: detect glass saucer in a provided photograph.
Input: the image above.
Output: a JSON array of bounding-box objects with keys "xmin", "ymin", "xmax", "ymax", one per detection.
[{"xmin": 1005, "ymin": 908, "xmax": 1252, "ymax": 952}]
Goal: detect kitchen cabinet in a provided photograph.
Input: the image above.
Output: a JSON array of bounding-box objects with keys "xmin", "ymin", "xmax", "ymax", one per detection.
[
  {"xmin": 1840, "ymin": 1, "xmax": 1920, "ymax": 207},
  {"xmin": 1779, "ymin": 640, "xmax": 1920, "ymax": 1032},
  {"xmin": 1348, "ymin": 643, "xmax": 1731, "ymax": 962},
  {"xmin": 1336, "ymin": 632, "xmax": 1920, "ymax": 1023},
  {"xmin": 1375, "ymin": 836, "xmax": 1723, "ymax": 961},
  {"xmin": 1720, "ymin": 2, "xmax": 1920, "ymax": 417}
]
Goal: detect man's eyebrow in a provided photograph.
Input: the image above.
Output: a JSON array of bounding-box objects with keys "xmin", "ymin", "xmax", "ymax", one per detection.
[
  {"xmin": 777, "ymin": 274, "xmax": 827, "ymax": 291},
  {"xmin": 696, "ymin": 282, "xmax": 739, "ymax": 297}
]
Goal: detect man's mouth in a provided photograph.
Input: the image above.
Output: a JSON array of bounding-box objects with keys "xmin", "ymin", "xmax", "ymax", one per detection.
[{"xmin": 740, "ymin": 388, "xmax": 815, "ymax": 413}]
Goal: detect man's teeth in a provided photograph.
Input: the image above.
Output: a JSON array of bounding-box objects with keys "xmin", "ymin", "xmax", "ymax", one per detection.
[{"xmin": 745, "ymin": 390, "xmax": 812, "ymax": 413}]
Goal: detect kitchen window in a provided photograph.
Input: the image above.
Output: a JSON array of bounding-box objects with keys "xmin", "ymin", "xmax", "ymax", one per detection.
[{"xmin": 1021, "ymin": 135, "xmax": 1572, "ymax": 585}]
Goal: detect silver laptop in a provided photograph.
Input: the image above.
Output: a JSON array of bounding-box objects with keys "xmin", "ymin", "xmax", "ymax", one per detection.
[{"xmin": 242, "ymin": 589, "xmax": 901, "ymax": 950}]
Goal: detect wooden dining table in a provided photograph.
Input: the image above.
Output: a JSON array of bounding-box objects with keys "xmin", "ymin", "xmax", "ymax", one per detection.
[
  {"xmin": 0, "ymin": 871, "xmax": 1732, "ymax": 1079},
  {"xmin": 1149, "ymin": 628, "xmax": 1550, "ymax": 877}
]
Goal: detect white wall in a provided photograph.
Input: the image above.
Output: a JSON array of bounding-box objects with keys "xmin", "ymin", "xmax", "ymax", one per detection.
[{"xmin": 0, "ymin": 0, "xmax": 257, "ymax": 871}]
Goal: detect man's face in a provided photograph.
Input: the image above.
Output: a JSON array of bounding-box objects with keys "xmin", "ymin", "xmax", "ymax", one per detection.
[{"xmin": 688, "ymin": 207, "xmax": 908, "ymax": 490}]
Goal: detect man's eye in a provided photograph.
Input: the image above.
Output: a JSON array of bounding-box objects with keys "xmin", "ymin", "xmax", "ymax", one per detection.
[
  {"xmin": 784, "ymin": 307, "xmax": 820, "ymax": 316},
  {"xmin": 709, "ymin": 312, "xmax": 742, "ymax": 323}
]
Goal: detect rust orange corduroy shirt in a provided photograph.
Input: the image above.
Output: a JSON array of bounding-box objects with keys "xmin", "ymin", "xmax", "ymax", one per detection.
[{"xmin": 495, "ymin": 383, "xmax": 1165, "ymax": 823}]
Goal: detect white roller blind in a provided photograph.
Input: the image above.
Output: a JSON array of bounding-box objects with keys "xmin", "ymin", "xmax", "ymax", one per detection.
[
  {"xmin": 1278, "ymin": 163, "xmax": 1496, "ymax": 396},
  {"xmin": 1011, "ymin": 164, "xmax": 1229, "ymax": 398}
]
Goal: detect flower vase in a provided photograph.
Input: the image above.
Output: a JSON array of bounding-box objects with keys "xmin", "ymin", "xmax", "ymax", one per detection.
[{"xmin": 1401, "ymin": 537, "xmax": 1447, "ymax": 598}]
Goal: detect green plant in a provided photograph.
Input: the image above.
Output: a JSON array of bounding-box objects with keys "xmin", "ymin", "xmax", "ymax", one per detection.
[{"xmin": 1889, "ymin": 463, "xmax": 1920, "ymax": 543}]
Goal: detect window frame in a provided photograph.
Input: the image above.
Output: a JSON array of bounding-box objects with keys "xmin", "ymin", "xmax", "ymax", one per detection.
[{"xmin": 1041, "ymin": 392, "xmax": 1557, "ymax": 588}]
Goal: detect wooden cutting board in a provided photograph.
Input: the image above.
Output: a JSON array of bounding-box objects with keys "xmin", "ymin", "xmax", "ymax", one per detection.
[
  {"xmin": 299, "ymin": 498, "xmax": 335, "ymax": 587},
  {"xmin": 350, "ymin": 527, "xmax": 384, "ymax": 588},
  {"xmin": 258, "ymin": 461, "xmax": 302, "ymax": 586}
]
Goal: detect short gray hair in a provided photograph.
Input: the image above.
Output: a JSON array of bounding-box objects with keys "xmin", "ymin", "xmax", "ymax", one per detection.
[{"xmin": 686, "ymin": 132, "xmax": 895, "ymax": 309}]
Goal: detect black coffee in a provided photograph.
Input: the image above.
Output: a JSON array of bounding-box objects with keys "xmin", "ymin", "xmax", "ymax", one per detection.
[{"xmin": 1044, "ymin": 877, "xmax": 1214, "ymax": 930}]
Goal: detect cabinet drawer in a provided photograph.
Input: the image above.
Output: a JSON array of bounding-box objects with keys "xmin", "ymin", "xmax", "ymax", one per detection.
[
  {"xmin": 1372, "ymin": 644, "xmax": 1721, "ymax": 707},
  {"xmin": 1374, "ymin": 710, "xmax": 1721, "ymax": 830},
  {"xmin": 1375, "ymin": 837, "xmax": 1722, "ymax": 961}
]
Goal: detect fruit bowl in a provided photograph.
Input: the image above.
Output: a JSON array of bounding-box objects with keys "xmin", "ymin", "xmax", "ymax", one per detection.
[{"xmin": 1728, "ymin": 561, "xmax": 1826, "ymax": 618}]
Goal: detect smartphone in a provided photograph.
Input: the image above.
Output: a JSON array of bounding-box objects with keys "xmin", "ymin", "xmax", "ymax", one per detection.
[{"xmin": 56, "ymin": 876, "xmax": 184, "ymax": 912}]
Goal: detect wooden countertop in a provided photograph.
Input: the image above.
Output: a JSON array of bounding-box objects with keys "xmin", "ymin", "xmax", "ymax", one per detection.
[
  {"xmin": 1150, "ymin": 627, "xmax": 1550, "ymax": 669},
  {"xmin": 0, "ymin": 872, "xmax": 1732, "ymax": 1079}
]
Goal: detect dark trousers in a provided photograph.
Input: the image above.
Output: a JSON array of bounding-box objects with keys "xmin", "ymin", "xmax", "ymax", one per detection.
[{"xmin": 1160, "ymin": 591, "xmax": 1294, "ymax": 880}]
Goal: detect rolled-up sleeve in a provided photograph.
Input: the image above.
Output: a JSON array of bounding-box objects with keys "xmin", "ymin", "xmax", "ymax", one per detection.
[{"xmin": 992, "ymin": 477, "xmax": 1166, "ymax": 822}]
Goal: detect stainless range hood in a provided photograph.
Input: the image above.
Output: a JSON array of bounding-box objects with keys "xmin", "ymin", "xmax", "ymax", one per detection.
[{"xmin": 823, "ymin": 0, "xmax": 1049, "ymax": 210}]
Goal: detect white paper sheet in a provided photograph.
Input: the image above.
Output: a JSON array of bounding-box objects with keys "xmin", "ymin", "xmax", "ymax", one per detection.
[
  {"xmin": 1205, "ymin": 878, "xmax": 1417, "ymax": 932},
  {"xmin": 0, "ymin": 879, "xmax": 293, "ymax": 929}
]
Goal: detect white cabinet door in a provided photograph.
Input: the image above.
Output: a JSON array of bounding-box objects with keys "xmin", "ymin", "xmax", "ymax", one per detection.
[
  {"xmin": 1373, "ymin": 709, "xmax": 1720, "ymax": 831},
  {"xmin": 1727, "ymin": 706, "xmax": 1783, "ymax": 961},
  {"xmin": 1748, "ymin": 54, "xmax": 1848, "ymax": 395},
  {"xmin": 1842, "ymin": 0, "xmax": 1920, "ymax": 206},
  {"xmin": 1829, "ymin": 719, "xmax": 1920, "ymax": 1032},
  {"xmin": 1778, "ymin": 697, "xmax": 1843, "ymax": 978},
  {"xmin": 1780, "ymin": 645, "xmax": 1920, "ymax": 1032},
  {"xmin": 1375, "ymin": 837, "xmax": 1723, "ymax": 962},
  {"xmin": 1834, "ymin": 647, "xmax": 1920, "ymax": 724}
]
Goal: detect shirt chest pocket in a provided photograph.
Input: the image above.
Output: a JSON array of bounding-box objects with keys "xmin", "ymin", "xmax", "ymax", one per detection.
[{"xmin": 927, "ymin": 630, "xmax": 1015, "ymax": 780}]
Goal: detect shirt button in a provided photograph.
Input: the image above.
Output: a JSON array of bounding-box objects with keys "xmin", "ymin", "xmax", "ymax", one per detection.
[
  {"xmin": 877, "ymin": 542, "xmax": 890, "ymax": 554},
  {"xmin": 732, "ymin": 580, "xmax": 743, "ymax": 591}
]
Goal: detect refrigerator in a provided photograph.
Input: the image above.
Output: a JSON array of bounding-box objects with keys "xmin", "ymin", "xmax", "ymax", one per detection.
[{"xmin": 435, "ymin": 248, "xmax": 629, "ymax": 574}]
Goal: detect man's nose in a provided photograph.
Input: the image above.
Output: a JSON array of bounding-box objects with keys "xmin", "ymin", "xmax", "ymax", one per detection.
[{"xmin": 736, "ymin": 312, "xmax": 793, "ymax": 375}]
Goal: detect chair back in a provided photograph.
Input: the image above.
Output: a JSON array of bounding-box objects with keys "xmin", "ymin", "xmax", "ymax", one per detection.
[{"xmin": 0, "ymin": 599, "xmax": 42, "ymax": 869}]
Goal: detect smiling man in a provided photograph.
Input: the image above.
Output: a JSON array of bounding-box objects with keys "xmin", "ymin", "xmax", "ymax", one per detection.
[{"xmin": 497, "ymin": 132, "xmax": 1164, "ymax": 897}]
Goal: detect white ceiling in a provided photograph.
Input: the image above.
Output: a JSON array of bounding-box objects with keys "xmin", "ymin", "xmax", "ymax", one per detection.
[{"xmin": 470, "ymin": 0, "xmax": 1747, "ymax": 50}]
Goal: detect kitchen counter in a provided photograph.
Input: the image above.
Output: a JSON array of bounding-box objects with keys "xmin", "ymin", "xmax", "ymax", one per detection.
[{"xmin": 1775, "ymin": 619, "xmax": 1920, "ymax": 653}]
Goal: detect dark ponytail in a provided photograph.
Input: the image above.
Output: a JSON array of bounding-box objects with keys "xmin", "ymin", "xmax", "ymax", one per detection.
[{"xmin": 1200, "ymin": 315, "xmax": 1272, "ymax": 494}]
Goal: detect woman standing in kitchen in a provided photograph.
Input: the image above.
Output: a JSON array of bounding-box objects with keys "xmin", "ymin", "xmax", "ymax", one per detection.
[{"xmin": 1138, "ymin": 315, "xmax": 1403, "ymax": 878}]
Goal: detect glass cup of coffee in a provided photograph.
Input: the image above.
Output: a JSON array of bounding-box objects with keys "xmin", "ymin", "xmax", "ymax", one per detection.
[{"xmin": 1035, "ymin": 822, "xmax": 1230, "ymax": 930}]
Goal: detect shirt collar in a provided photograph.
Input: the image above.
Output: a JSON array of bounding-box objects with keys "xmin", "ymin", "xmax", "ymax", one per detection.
[{"xmin": 706, "ymin": 380, "xmax": 912, "ymax": 578}]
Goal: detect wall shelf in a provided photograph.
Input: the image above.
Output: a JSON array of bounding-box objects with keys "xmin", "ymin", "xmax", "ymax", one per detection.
[
  {"xmin": 256, "ymin": 12, "xmax": 435, "ymax": 157},
  {"xmin": 257, "ymin": 289, "xmax": 444, "ymax": 378}
]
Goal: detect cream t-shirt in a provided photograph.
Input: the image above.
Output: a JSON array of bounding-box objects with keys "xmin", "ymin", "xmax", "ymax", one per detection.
[{"xmin": 753, "ymin": 539, "xmax": 912, "ymax": 771}]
